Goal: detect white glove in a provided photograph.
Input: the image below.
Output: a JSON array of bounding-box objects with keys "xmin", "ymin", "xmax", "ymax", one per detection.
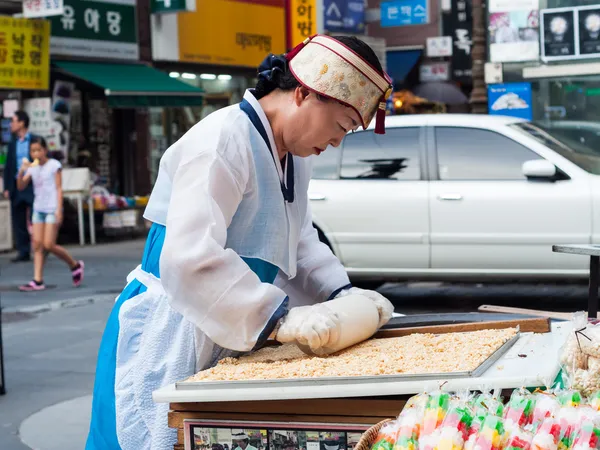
[
  {"xmin": 275, "ymin": 303, "xmax": 341, "ymax": 353},
  {"xmin": 336, "ymin": 287, "xmax": 394, "ymax": 328}
]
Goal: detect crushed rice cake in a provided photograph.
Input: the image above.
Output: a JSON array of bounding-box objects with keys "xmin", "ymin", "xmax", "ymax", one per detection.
[{"xmin": 187, "ymin": 327, "xmax": 518, "ymax": 382}]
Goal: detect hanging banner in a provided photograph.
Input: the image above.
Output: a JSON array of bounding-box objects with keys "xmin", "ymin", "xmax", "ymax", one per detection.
[
  {"xmin": 23, "ymin": 0, "xmax": 64, "ymax": 18},
  {"xmin": 23, "ymin": 97, "xmax": 53, "ymax": 139},
  {"xmin": 488, "ymin": 82, "xmax": 533, "ymax": 120},
  {"xmin": 290, "ymin": 0, "xmax": 317, "ymax": 47},
  {"xmin": 442, "ymin": 0, "xmax": 472, "ymax": 83},
  {"xmin": 0, "ymin": 17, "xmax": 50, "ymax": 90}
]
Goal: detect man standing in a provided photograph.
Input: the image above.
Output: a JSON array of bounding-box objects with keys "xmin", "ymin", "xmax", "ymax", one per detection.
[{"xmin": 3, "ymin": 110, "xmax": 35, "ymax": 262}]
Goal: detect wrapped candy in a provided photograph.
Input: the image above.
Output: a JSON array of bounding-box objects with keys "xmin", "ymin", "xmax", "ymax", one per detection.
[
  {"xmin": 394, "ymin": 408, "xmax": 422, "ymax": 450},
  {"xmin": 558, "ymin": 390, "xmax": 583, "ymax": 408},
  {"xmin": 469, "ymin": 415, "xmax": 506, "ymax": 450},
  {"xmin": 422, "ymin": 392, "xmax": 451, "ymax": 436},
  {"xmin": 504, "ymin": 390, "xmax": 536, "ymax": 430},
  {"xmin": 372, "ymin": 421, "xmax": 400, "ymax": 450},
  {"xmin": 473, "ymin": 392, "xmax": 505, "ymax": 418},
  {"xmin": 530, "ymin": 393, "xmax": 561, "ymax": 433},
  {"xmin": 531, "ymin": 418, "xmax": 561, "ymax": 450},
  {"xmin": 588, "ymin": 391, "xmax": 600, "ymax": 412},
  {"xmin": 556, "ymin": 403, "xmax": 587, "ymax": 450},
  {"xmin": 505, "ymin": 428, "xmax": 533, "ymax": 450},
  {"xmin": 433, "ymin": 405, "xmax": 475, "ymax": 450},
  {"xmin": 406, "ymin": 393, "xmax": 431, "ymax": 412},
  {"xmin": 571, "ymin": 421, "xmax": 600, "ymax": 450}
]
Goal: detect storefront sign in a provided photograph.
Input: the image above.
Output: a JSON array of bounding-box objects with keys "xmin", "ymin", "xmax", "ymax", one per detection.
[
  {"xmin": 420, "ymin": 62, "xmax": 450, "ymax": 82},
  {"xmin": 541, "ymin": 7, "xmax": 576, "ymax": 61},
  {"xmin": 151, "ymin": 0, "xmax": 195, "ymax": 14},
  {"xmin": 426, "ymin": 36, "xmax": 453, "ymax": 57},
  {"xmin": 381, "ymin": 0, "xmax": 428, "ymax": 27},
  {"xmin": 49, "ymin": 0, "xmax": 138, "ymax": 60},
  {"xmin": 489, "ymin": 8, "xmax": 539, "ymax": 62},
  {"xmin": 153, "ymin": 0, "xmax": 286, "ymax": 68},
  {"xmin": 488, "ymin": 82, "xmax": 532, "ymax": 120},
  {"xmin": 290, "ymin": 0, "xmax": 317, "ymax": 47},
  {"xmin": 442, "ymin": 0, "xmax": 472, "ymax": 83},
  {"xmin": 323, "ymin": 0, "xmax": 365, "ymax": 34},
  {"xmin": 23, "ymin": 0, "xmax": 64, "ymax": 18},
  {"xmin": 0, "ymin": 17, "xmax": 50, "ymax": 91},
  {"xmin": 489, "ymin": 0, "xmax": 538, "ymax": 13}
]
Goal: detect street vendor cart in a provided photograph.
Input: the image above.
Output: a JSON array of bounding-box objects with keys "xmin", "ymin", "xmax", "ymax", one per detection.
[{"xmin": 153, "ymin": 317, "xmax": 570, "ymax": 450}]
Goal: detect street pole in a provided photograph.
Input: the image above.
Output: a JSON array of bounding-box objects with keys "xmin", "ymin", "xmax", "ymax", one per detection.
[
  {"xmin": 0, "ymin": 276, "xmax": 5, "ymax": 395},
  {"xmin": 470, "ymin": 0, "xmax": 488, "ymax": 113}
]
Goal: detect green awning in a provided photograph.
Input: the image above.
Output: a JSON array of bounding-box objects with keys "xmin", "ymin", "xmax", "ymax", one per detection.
[{"xmin": 53, "ymin": 61, "xmax": 204, "ymax": 108}]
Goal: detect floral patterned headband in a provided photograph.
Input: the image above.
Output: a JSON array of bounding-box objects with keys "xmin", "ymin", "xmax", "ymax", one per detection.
[{"xmin": 287, "ymin": 35, "xmax": 393, "ymax": 135}]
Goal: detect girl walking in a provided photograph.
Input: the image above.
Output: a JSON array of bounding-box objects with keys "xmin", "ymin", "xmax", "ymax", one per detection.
[{"xmin": 16, "ymin": 136, "xmax": 84, "ymax": 291}]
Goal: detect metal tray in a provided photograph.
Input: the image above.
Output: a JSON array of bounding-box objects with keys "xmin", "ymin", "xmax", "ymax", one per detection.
[{"xmin": 175, "ymin": 331, "xmax": 520, "ymax": 391}]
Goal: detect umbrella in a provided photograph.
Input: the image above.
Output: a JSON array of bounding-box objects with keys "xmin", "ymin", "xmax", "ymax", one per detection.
[{"xmin": 412, "ymin": 82, "xmax": 469, "ymax": 105}]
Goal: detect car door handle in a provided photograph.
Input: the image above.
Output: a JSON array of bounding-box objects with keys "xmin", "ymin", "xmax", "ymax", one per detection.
[
  {"xmin": 438, "ymin": 193, "xmax": 463, "ymax": 201},
  {"xmin": 309, "ymin": 193, "xmax": 327, "ymax": 201}
]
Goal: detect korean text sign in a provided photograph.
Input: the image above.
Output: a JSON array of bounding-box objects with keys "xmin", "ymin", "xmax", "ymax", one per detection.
[
  {"xmin": 380, "ymin": 0, "xmax": 428, "ymax": 27},
  {"xmin": 49, "ymin": 0, "xmax": 138, "ymax": 60},
  {"xmin": 177, "ymin": 0, "xmax": 285, "ymax": 67},
  {"xmin": 0, "ymin": 17, "xmax": 50, "ymax": 90},
  {"xmin": 290, "ymin": 0, "xmax": 317, "ymax": 47}
]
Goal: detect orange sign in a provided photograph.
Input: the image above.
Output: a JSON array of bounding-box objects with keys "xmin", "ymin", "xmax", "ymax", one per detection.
[
  {"xmin": 289, "ymin": 0, "xmax": 317, "ymax": 47},
  {"xmin": 177, "ymin": 0, "xmax": 286, "ymax": 68}
]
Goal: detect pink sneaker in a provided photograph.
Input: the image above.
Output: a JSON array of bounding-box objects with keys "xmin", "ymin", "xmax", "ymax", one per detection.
[
  {"xmin": 72, "ymin": 260, "xmax": 84, "ymax": 287},
  {"xmin": 19, "ymin": 280, "xmax": 45, "ymax": 291}
]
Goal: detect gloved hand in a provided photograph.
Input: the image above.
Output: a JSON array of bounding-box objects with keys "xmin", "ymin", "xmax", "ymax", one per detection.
[
  {"xmin": 275, "ymin": 303, "xmax": 341, "ymax": 353},
  {"xmin": 335, "ymin": 287, "xmax": 394, "ymax": 328}
]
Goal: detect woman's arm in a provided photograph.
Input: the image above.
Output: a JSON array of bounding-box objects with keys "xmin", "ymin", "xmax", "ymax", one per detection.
[
  {"xmin": 55, "ymin": 169, "xmax": 63, "ymax": 224},
  {"xmin": 16, "ymin": 164, "xmax": 32, "ymax": 191}
]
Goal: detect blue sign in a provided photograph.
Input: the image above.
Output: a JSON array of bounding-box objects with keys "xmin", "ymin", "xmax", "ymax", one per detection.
[
  {"xmin": 488, "ymin": 83, "xmax": 533, "ymax": 121},
  {"xmin": 380, "ymin": 0, "xmax": 428, "ymax": 27},
  {"xmin": 324, "ymin": 0, "xmax": 365, "ymax": 33}
]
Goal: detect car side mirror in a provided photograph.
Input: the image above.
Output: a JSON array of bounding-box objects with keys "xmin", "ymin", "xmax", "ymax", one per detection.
[{"xmin": 522, "ymin": 160, "xmax": 557, "ymax": 179}]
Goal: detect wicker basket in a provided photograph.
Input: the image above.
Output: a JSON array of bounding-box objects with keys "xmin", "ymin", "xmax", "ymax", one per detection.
[{"xmin": 354, "ymin": 419, "xmax": 393, "ymax": 450}]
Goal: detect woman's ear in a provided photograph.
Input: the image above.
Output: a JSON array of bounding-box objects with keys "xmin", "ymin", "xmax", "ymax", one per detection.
[{"xmin": 293, "ymin": 86, "xmax": 310, "ymax": 107}]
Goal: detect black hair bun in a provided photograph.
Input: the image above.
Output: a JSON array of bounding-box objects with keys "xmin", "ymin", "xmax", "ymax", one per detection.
[{"xmin": 257, "ymin": 53, "xmax": 287, "ymax": 86}]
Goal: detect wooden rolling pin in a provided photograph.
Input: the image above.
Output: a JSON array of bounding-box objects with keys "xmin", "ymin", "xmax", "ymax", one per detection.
[{"xmin": 478, "ymin": 304, "xmax": 574, "ymax": 320}]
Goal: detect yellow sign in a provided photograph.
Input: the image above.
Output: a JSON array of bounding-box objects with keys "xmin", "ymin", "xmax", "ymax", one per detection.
[
  {"xmin": 0, "ymin": 17, "xmax": 50, "ymax": 91},
  {"xmin": 178, "ymin": 0, "xmax": 286, "ymax": 68},
  {"xmin": 289, "ymin": 0, "xmax": 317, "ymax": 48}
]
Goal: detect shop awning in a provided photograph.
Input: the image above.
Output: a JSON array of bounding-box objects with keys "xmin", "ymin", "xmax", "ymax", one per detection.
[
  {"xmin": 386, "ymin": 50, "xmax": 422, "ymax": 85},
  {"xmin": 53, "ymin": 61, "xmax": 204, "ymax": 108}
]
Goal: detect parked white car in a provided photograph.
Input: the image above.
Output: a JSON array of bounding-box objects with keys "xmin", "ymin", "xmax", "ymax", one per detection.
[{"xmin": 309, "ymin": 114, "xmax": 600, "ymax": 284}]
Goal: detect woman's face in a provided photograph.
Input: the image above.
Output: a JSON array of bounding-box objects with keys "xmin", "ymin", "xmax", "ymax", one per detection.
[
  {"xmin": 282, "ymin": 87, "xmax": 362, "ymax": 158},
  {"xmin": 30, "ymin": 142, "xmax": 47, "ymax": 161}
]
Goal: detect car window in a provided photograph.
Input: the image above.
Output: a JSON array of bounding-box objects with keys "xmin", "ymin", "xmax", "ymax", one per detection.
[
  {"xmin": 312, "ymin": 146, "xmax": 341, "ymax": 180},
  {"xmin": 340, "ymin": 128, "xmax": 421, "ymax": 180},
  {"xmin": 435, "ymin": 127, "xmax": 543, "ymax": 180}
]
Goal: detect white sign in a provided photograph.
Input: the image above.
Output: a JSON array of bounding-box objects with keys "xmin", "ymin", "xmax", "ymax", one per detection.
[
  {"xmin": 420, "ymin": 62, "xmax": 450, "ymax": 82},
  {"xmin": 23, "ymin": 98, "xmax": 53, "ymax": 137},
  {"xmin": 23, "ymin": 0, "xmax": 64, "ymax": 18},
  {"xmin": 485, "ymin": 62, "xmax": 504, "ymax": 84},
  {"xmin": 489, "ymin": 0, "xmax": 538, "ymax": 13},
  {"xmin": 427, "ymin": 36, "xmax": 453, "ymax": 57}
]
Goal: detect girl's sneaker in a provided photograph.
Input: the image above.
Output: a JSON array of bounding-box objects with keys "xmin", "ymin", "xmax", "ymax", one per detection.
[
  {"xmin": 19, "ymin": 280, "xmax": 45, "ymax": 291},
  {"xmin": 72, "ymin": 260, "xmax": 84, "ymax": 287}
]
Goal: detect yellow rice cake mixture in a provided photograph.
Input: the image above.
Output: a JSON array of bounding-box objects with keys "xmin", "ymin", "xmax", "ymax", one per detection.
[{"xmin": 187, "ymin": 327, "xmax": 517, "ymax": 382}]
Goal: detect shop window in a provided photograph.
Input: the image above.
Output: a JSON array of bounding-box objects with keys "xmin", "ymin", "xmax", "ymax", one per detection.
[
  {"xmin": 435, "ymin": 127, "xmax": 542, "ymax": 180},
  {"xmin": 340, "ymin": 128, "xmax": 422, "ymax": 180}
]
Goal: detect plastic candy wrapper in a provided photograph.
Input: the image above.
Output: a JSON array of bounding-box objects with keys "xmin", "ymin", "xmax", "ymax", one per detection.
[
  {"xmin": 473, "ymin": 392, "xmax": 505, "ymax": 418},
  {"xmin": 394, "ymin": 408, "xmax": 422, "ymax": 450},
  {"xmin": 531, "ymin": 418, "xmax": 561, "ymax": 450},
  {"xmin": 432, "ymin": 404, "xmax": 475, "ymax": 450},
  {"xmin": 419, "ymin": 392, "xmax": 451, "ymax": 450},
  {"xmin": 571, "ymin": 421, "xmax": 600, "ymax": 450},
  {"xmin": 372, "ymin": 421, "xmax": 401, "ymax": 450},
  {"xmin": 505, "ymin": 427, "xmax": 533, "ymax": 450},
  {"xmin": 530, "ymin": 392, "xmax": 561, "ymax": 433},
  {"xmin": 504, "ymin": 389, "xmax": 536, "ymax": 430},
  {"xmin": 556, "ymin": 404, "xmax": 583, "ymax": 450},
  {"xmin": 465, "ymin": 415, "xmax": 506, "ymax": 450},
  {"xmin": 558, "ymin": 390, "xmax": 583, "ymax": 408},
  {"xmin": 589, "ymin": 391, "xmax": 600, "ymax": 411}
]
